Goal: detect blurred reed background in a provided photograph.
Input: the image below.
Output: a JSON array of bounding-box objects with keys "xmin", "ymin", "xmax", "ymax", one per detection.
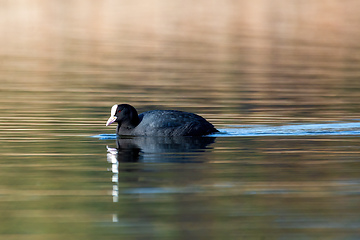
[{"xmin": 1, "ymin": 0, "xmax": 359, "ymax": 128}]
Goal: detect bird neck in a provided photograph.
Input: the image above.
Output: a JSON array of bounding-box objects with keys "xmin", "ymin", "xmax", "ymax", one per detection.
[{"xmin": 120, "ymin": 113, "xmax": 140, "ymax": 129}]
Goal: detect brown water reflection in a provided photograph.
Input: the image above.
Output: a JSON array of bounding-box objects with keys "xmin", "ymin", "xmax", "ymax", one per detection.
[
  {"xmin": 1, "ymin": 0, "xmax": 360, "ymax": 123},
  {"xmin": 1, "ymin": 0, "xmax": 360, "ymax": 239}
]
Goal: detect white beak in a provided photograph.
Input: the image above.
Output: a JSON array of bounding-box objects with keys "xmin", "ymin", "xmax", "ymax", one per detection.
[{"xmin": 106, "ymin": 116, "xmax": 117, "ymax": 126}]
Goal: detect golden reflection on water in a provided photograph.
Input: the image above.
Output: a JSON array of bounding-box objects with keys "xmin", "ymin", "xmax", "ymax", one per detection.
[
  {"xmin": 0, "ymin": 0, "xmax": 359, "ymax": 124},
  {"xmin": 0, "ymin": 0, "xmax": 360, "ymax": 239}
]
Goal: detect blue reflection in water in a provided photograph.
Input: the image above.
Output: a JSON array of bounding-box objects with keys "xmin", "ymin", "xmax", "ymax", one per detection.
[
  {"xmin": 93, "ymin": 134, "xmax": 117, "ymax": 140},
  {"xmin": 217, "ymin": 122, "xmax": 360, "ymax": 137}
]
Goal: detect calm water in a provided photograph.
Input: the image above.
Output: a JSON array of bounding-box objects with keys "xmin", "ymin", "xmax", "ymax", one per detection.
[{"xmin": 1, "ymin": 1, "xmax": 360, "ymax": 239}]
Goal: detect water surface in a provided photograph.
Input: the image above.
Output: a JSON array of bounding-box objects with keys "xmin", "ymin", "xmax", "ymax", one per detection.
[{"xmin": 1, "ymin": 1, "xmax": 360, "ymax": 239}]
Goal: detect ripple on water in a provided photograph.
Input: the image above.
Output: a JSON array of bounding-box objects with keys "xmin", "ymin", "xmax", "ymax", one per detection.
[
  {"xmin": 93, "ymin": 122, "xmax": 360, "ymax": 138},
  {"xmin": 215, "ymin": 122, "xmax": 360, "ymax": 137}
]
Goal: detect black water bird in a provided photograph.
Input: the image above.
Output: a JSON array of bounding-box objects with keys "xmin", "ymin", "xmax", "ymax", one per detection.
[{"xmin": 106, "ymin": 104, "xmax": 218, "ymax": 136}]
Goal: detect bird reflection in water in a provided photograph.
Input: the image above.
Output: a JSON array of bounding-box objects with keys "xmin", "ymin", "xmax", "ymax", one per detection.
[{"xmin": 106, "ymin": 136, "xmax": 216, "ymax": 204}]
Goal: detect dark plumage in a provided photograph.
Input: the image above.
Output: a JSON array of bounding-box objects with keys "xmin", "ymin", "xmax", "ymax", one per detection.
[{"xmin": 106, "ymin": 104, "xmax": 218, "ymax": 136}]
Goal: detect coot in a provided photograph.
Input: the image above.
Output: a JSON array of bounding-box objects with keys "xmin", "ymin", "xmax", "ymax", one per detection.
[{"xmin": 106, "ymin": 104, "xmax": 218, "ymax": 136}]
